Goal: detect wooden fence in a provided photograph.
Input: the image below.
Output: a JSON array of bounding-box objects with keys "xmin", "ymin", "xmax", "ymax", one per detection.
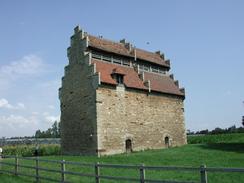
[{"xmin": 0, "ymin": 155, "xmax": 244, "ymax": 183}]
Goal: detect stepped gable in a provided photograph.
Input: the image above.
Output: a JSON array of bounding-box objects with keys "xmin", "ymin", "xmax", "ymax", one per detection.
[
  {"xmin": 88, "ymin": 35, "xmax": 169, "ymax": 67},
  {"xmin": 92, "ymin": 59, "xmax": 184, "ymax": 96}
]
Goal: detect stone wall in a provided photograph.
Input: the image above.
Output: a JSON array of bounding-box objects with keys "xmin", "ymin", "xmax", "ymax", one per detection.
[
  {"xmin": 96, "ymin": 85, "xmax": 187, "ymax": 156},
  {"xmin": 60, "ymin": 27, "xmax": 99, "ymax": 155}
]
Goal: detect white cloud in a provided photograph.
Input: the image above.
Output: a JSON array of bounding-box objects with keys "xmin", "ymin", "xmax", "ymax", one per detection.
[
  {"xmin": 0, "ymin": 98, "xmax": 13, "ymax": 109},
  {"xmin": 0, "ymin": 112, "xmax": 60, "ymax": 137},
  {"xmin": 0, "ymin": 54, "xmax": 45, "ymax": 91},
  {"xmin": 42, "ymin": 112, "xmax": 60, "ymax": 123},
  {"xmin": 0, "ymin": 114, "xmax": 36, "ymax": 129},
  {"xmin": 0, "ymin": 54, "xmax": 44, "ymax": 77},
  {"xmin": 0, "ymin": 98, "xmax": 25, "ymax": 110}
]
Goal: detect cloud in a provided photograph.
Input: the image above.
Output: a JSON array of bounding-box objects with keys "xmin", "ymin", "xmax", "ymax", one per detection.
[
  {"xmin": 0, "ymin": 54, "xmax": 44, "ymax": 77},
  {"xmin": 0, "ymin": 54, "xmax": 45, "ymax": 91},
  {"xmin": 0, "ymin": 112, "xmax": 60, "ymax": 137},
  {"xmin": 42, "ymin": 112, "xmax": 60, "ymax": 123},
  {"xmin": 0, "ymin": 98, "xmax": 25, "ymax": 110},
  {"xmin": 0, "ymin": 98, "xmax": 12, "ymax": 109},
  {"xmin": 0, "ymin": 114, "xmax": 36, "ymax": 129}
]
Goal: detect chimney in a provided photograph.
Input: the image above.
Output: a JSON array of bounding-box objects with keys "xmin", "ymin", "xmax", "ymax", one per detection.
[
  {"xmin": 74, "ymin": 25, "xmax": 80, "ymax": 33},
  {"xmin": 120, "ymin": 39, "xmax": 126, "ymax": 44},
  {"xmin": 155, "ymin": 51, "xmax": 161, "ymax": 55},
  {"xmin": 165, "ymin": 59, "xmax": 170, "ymax": 66},
  {"xmin": 180, "ymin": 88, "xmax": 185, "ymax": 94},
  {"xmin": 169, "ymin": 74, "xmax": 174, "ymax": 80},
  {"xmin": 125, "ymin": 43, "xmax": 132, "ymax": 52},
  {"xmin": 174, "ymin": 80, "xmax": 179, "ymax": 87},
  {"xmin": 160, "ymin": 53, "xmax": 165, "ymax": 60}
]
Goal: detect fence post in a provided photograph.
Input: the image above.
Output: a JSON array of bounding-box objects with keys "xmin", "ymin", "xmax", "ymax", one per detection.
[
  {"xmin": 35, "ymin": 157, "xmax": 39, "ymax": 182},
  {"xmin": 15, "ymin": 155, "xmax": 19, "ymax": 176},
  {"xmin": 95, "ymin": 162, "xmax": 100, "ymax": 183},
  {"xmin": 139, "ymin": 164, "xmax": 145, "ymax": 183},
  {"xmin": 61, "ymin": 160, "xmax": 66, "ymax": 182},
  {"xmin": 200, "ymin": 165, "xmax": 207, "ymax": 183}
]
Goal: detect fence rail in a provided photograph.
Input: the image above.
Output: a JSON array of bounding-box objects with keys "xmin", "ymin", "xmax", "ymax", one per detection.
[{"xmin": 0, "ymin": 155, "xmax": 244, "ymax": 183}]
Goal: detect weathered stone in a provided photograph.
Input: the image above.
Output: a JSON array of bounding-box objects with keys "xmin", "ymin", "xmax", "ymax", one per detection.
[{"xmin": 59, "ymin": 27, "xmax": 187, "ymax": 156}]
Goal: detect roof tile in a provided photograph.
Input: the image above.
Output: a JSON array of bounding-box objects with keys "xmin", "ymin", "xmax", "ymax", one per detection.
[
  {"xmin": 92, "ymin": 59, "xmax": 184, "ymax": 97},
  {"xmin": 88, "ymin": 35, "xmax": 169, "ymax": 67}
]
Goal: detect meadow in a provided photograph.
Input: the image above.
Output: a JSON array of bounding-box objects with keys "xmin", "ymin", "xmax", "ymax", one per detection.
[
  {"xmin": 0, "ymin": 133, "xmax": 244, "ymax": 183},
  {"xmin": 187, "ymin": 133, "xmax": 244, "ymax": 144}
]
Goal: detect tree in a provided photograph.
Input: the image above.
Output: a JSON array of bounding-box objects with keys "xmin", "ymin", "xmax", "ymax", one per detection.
[{"xmin": 34, "ymin": 121, "xmax": 61, "ymax": 138}]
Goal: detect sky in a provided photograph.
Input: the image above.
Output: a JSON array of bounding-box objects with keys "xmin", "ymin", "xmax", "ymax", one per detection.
[{"xmin": 0, "ymin": 0, "xmax": 244, "ymax": 137}]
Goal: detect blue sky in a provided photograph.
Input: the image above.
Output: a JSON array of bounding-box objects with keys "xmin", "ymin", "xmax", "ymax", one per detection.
[{"xmin": 0, "ymin": 1, "xmax": 244, "ymax": 137}]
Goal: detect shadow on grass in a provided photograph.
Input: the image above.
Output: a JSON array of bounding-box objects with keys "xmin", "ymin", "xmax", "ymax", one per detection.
[{"xmin": 199, "ymin": 143, "xmax": 244, "ymax": 153}]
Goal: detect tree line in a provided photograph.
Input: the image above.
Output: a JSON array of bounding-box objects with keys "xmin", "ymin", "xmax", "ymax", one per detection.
[
  {"xmin": 187, "ymin": 125, "xmax": 244, "ymax": 135},
  {"xmin": 34, "ymin": 121, "xmax": 60, "ymax": 138}
]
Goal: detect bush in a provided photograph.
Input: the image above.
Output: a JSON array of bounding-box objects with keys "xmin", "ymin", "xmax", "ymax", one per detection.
[{"xmin": 2, "ymin": 144, "xmax": 61, "ymax": 157}]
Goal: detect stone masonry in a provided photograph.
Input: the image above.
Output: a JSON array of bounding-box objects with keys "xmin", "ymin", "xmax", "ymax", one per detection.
[{"xmin": 59, "ymin": 26, "xmax": 187, "ymax": 156}]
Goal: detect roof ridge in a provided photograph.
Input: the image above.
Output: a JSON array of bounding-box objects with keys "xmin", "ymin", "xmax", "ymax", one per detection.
[
  {"xmin": 88, "ymin": 34, "xmax": 125, "ymax": 46},
  {"xmin": 88, "ymin": 34, "xmax": 162, "ymax": 57}
]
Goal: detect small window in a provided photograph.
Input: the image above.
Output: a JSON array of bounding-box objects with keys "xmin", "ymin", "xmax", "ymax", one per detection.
[
  {"xmin": 113, "ymin": 58, "xmax": 122, "ymax": 64},
  {"xmin": 102, "ymin": 55, "xmax": 111, "ymax": 62},
  {"xmin": 116, "ymin": 74, "xmax": 124, "ymax": 84},
  {"xmin": 122, "ymin": 60, "xmax": 130, "ymax": 66},
  {"xmin": 143, "ymin": 65, "xmax": 149, "ymax": 71},
  {"xmin": 91, "ymin": 52, "xmax": 101, "ymax": 59}
]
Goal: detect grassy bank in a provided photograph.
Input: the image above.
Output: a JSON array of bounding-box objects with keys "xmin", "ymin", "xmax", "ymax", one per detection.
[{"xmin": 1, "ymin": 144, "xmax": 244, "ymax": 183}]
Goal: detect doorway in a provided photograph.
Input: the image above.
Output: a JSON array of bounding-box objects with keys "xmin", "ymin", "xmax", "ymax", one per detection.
[
  {"xmin": 165, "ymin": 136, "xmax": 170, "ymax": 148},
  {"xmin": 125, "ymin": 139, "xmax": 132, "ymax": 153}
]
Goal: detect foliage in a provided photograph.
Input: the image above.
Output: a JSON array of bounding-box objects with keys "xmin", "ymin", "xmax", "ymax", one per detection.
[
  {"xmin": 187, "ymin": 125, "xmax": 244, "ymax": 135},
  {"xmin": 2, "ymin": 144, "xmax": 61, "ymax": 157},
  {"xmin": 35, "ymin": 121, "xmax": 60, "ymax": 138},
  {"xmin": 187, "ymin": 133, "xmax": 244, "ymax": 144}
]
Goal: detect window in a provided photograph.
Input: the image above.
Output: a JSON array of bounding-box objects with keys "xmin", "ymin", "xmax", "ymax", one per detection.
[
  {"xmin": 115, "ymin": 74, "xmax": 124, "ymax": 84},
  {"xmin": 92, "ymin": 53, "xmax": 101, "ymax": 59},
  {"xmin": 113, "ymin": 58, "xmax": 122, "ymax": 64},
  {"xmin": 122, "ymin": 60, "xmax": 130, "ymax": 66},
  {"xmin": 102, "ymin": 55, "xmax": 111, "ymax": 62}
]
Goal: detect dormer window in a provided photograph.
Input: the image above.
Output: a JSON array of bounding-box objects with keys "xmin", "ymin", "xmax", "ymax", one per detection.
[
  {"xmin": 115, "ymin": 74, "xmax": 124, "ymax": 84},
  {"xmin": 111, "ymin": 68, "xmax": 126, "ymax": 85}
]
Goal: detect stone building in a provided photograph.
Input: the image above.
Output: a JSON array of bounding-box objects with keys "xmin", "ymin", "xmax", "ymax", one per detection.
[{"xmin": 59, "ymin": 26, "xmax": 187, "ymax": 156}]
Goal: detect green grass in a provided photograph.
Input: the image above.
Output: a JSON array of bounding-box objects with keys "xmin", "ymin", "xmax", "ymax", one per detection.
[
  {"xmin": 187, "ymin": 133, "xmax": 244, "ymax": 144},
  {"xmin": 1, "ymin": 144, "xmax": 244, "ymax": 183}
]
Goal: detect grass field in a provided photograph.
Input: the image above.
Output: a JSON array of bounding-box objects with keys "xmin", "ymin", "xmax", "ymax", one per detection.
[
  {"xmin": 187, "ymin": 133, "xmax": 244, "ymax": 144},
  {"xmin": 1, "ymin": 143, "xmax": 244, "ymax": 183}
]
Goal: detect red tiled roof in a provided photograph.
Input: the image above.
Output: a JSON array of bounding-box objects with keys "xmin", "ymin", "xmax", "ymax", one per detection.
[
  {"xmin": 92, "ymin": 59, "xmax": 147, "ymax": 90},
  {"xmin": 144, "ymin": 72, "xmax": 184, "ymax": 96},
  {"xmin": 92, "ymin": 59, "xmax": 184, "ymax": 97},
  {"xmin": 112, "ymin": 68, "xmax": 126, "ymax": 75},
  {"xmin": 88, "ymin": 35, "xmax": 169, "ymax": 67}
]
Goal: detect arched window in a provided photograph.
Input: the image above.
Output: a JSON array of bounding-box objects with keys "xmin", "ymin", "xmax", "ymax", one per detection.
[
  {"xmin": 165, "ymin": 136, "xmax": 170, "ymax": 148},
  {"xmin": 125, "ymin": 139, "xmax": 132, "ymax": 153}
]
